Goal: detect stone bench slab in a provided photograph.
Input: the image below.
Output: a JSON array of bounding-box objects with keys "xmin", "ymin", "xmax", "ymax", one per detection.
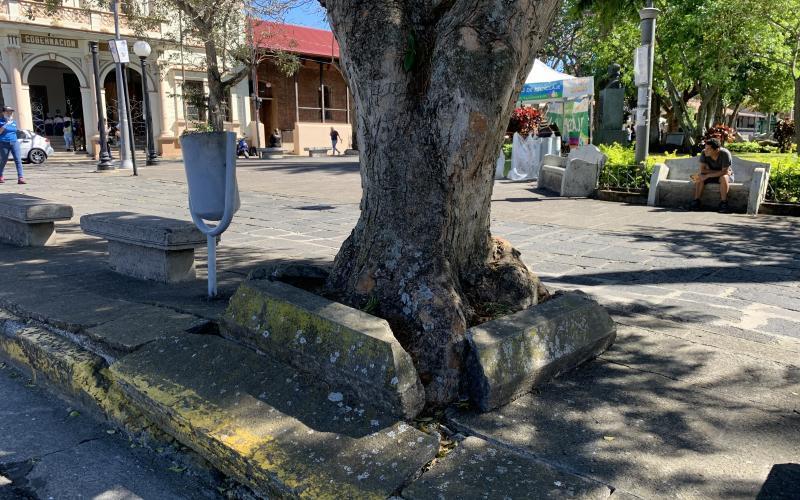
[
  {"xmin": 110, "ymin": 334, "xmax": 438, "ymax": 499},
  {"xmin": 0, "ymin": 193, "xmax": 73, "ymax": 223},
  {"xmin": 80, "ymin": 212, "xmax": 205, "ymax": 250},
  {"xmin": 80, "ymin": 212, "xmax": 205, "ymax": 283},
  {"xmin": 221, "ymin": 276, "xmax": 425, "ymax": 419},
  {"xmin": 303, "ymin": 147, "xmax": 331, "ymax": 157},
  {"xmin": 0, "ymin": 194, "xmax": 73, "ymax": 247},
  {"xmin": 466, "ymin": 291, "xmax": 616, "ymax": 411}
]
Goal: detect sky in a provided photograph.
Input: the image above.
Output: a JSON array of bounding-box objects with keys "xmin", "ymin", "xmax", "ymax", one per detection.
[{"xmin": 284, "ymin": 3, "xmax": 330, "ymax": 30}]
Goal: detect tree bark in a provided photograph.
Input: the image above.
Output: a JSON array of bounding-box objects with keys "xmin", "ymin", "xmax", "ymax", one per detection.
[
  {"xmin": 794, "ymin": 76, "xmax": 800, "ymax": 149},
  {"xmin": 323, "ymin": 0, "xmax": 557, "ymax": 406},
  {"xmin": 205, "ymin": 39, "xmax": 225, "ymax": 132}
]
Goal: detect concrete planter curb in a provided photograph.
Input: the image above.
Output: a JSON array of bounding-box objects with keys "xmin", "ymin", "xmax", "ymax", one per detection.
[
  {"xmin": 110, "ymin": 334, "xmax": 438, "ymax": 499},
  {"xmin": 466, "ymin": 291, "xmax": 616, "ymax": 412},
  {"xmin": 0, "ymin": 310, "xmax": 153, "ymax": 431},
  {"xmin": 221, "ymin": 275, "xmax": 426, "ymax": 419}
]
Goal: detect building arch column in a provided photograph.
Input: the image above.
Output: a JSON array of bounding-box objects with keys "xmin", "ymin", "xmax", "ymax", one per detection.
[
  {"xmin": 0, "ymin": 62, "xmax": 13, "ymax": 110},
  {"xmin": 80, "ymin": 86, "xmax": 96, "ymax": 155},
  {"xmin": 6, "ymin": 46, "xmax": 32, "ymax": 130}
]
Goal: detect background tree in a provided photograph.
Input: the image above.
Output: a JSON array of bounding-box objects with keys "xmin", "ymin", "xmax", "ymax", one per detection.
[
  {"xmin": 319, "ymin": 0, "xmax": 559, "ymax": 406},
  {"xmin": 749, "ymin": 0, "xmax": 800, "ymax": 148},
  {"xmin": 574, "ymin": 0, "xmax": 793, "ymax": 146}
]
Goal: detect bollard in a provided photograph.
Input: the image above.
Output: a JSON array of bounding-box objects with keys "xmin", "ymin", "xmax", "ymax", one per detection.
[{"xmin": 180, "ymin": 131, "xmax": 240, "ymax": 298}]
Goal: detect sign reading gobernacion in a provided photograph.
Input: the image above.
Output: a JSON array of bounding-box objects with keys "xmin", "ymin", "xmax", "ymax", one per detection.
[{"xmin": 20, "ymin": 34, "xmax": 79, "ymax": 48}]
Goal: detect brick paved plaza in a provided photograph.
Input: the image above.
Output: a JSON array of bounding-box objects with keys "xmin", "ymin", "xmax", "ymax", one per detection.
[{"xmin": 1, "ymin": 156, "xmax": 798, "ymax": 498}]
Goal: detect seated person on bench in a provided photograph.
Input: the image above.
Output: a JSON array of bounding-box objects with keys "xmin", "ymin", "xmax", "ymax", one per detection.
[{"xmin": 689, "ymin": 138, "xmax": 733, "ymax": 213}]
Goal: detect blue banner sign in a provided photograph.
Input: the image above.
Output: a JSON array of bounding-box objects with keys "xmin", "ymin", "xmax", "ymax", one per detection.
[{"xmin": 520, "ymin": 81, "xmax": 563, "ymax": 101}]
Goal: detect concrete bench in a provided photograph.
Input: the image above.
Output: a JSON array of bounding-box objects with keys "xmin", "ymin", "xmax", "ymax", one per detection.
[
  {"xmin": 0, "ymin": 194, "xmax": 73, "ymax": 246},
  {"xmin": 647, "ymin": 156, "xmax": 770, "ymax": 215},
  {"xmin": 257, "ymin": 147, "xmax": 284, "ymax": 160},
  {"xmin": 303, "ymin": 147, "xmax": 331, "ymax": 158},
  {"xmin": 539, "ymin": 145, "xmax": 606, "ymax": 197},
  {"xmin": 80, "ymin": 212, "xmax": 205, "ymax": 283}
]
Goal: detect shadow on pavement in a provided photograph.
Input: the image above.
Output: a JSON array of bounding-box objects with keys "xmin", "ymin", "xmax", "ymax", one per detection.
[
  {"xmin": 242, "ymin": 160, "xmax": 360, "ymax": 176},
  {"xmin": 0, "ymin": 223, "xmax": 332, "ymax": 322},
  {"xmin": 451, "ymin": 324, "xmax": 800, "ymax": 497}
]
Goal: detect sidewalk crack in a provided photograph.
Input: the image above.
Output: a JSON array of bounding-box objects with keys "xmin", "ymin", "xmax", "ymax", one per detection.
[{"xmin": 597, "ymin": 357, "xmax": 679, "ymax": 381}]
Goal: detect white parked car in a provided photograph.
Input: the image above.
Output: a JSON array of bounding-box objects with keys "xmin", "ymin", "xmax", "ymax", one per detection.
[{"xmin": 17, "ymin": 129, "xmax": 54, "ymax": 164}]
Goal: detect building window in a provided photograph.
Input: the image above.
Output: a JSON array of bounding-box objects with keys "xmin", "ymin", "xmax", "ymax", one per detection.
[
  {"xmin": 318, "ymin": 85, "xmax": 332, "ymax": 121},
  {"xmin": 183, "ymin": 80, "xmax": 206, "ymax": 123}
]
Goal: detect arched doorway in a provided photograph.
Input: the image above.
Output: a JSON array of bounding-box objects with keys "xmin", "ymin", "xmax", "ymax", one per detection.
[
  {"xmin": 103, "ymin": 67, "xmax": 146, "ymax": 145},
  {"xmin": 26, "ymin": 60, "xmax": 85, "ymax": 147}
]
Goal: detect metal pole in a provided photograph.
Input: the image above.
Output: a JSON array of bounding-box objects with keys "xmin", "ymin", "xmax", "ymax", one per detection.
[
  {"xmin": 121, "ymin": 66, "xmax": 138, "ymax": 176},
  {"xmin": 90, "ymin": 41, "xmax": 113, "ymax": 170},
  {"xmin": 635, "ymin": 3, "xmax": 660, "ymax": 164},
  {"xmin": 112, "ymin": 0, "xmax": 133, "ymax": 169},
  {"xmin": 294, "ymin": 75, "xmax": 299, "ymax": 123},
  {"xmin": 319, "ymin": 62, "xmax": 325, "ymax": 123},
  {"xmin": 207, "ymin": 234, "xmax": 217, "ymax": 297},
  {"xmin": 139, "ymin": 56, "xmax": 158, "ymax": 165}
]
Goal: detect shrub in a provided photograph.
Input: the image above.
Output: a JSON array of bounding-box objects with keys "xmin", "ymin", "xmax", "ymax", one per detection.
[
  {"xmin": 703, "ymin": 124, "xmax": 736, "ymax": 145},
  {"xmin": 768, "ymin": 155, "xmax": 800, "ymax": 203},
  {"xmin": 598, "ymin": 142, "xmax": 636, "ymax": 166},
  {"xmin": 596, "ymin": 143, "xmax": 660, "ymax": 192},
  {"xmin": 508, "ymin": 107, "xmax": 544, "ymax": 136},
  {"xmin": 774, "ymin": 120, "xmax": 795, "ymax": 153},
  {"xmin": 726, "ymin": 141, "xmax": 762, "ymax": 153}
]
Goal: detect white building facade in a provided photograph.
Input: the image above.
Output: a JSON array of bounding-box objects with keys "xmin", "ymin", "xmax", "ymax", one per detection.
[{"xmin": 0, "ymin": 0, "xmax": 255, "ymax": 159}]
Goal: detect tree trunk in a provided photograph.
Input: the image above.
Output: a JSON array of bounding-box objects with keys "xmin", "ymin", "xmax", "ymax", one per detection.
[
  {"xmin": 650, "ymin": 92, "xmax": 661, "ymax": 146},
  {"xmin": 205, "ymin": 39, "xmax": 225, "ymax": 132},
  {"xmin": 727, "ymin": 102, "xmax": 742, "ymax": 128},
  {"xmin": 323, "ymin": 0, "xmax": 557, "ymax": 406},
  {"xmin": 794, "ymin": 77, "xmax": 800, "ymax": 148}
]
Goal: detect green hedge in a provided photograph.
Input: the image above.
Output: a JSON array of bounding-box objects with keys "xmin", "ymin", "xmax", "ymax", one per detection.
[
  {"xmin": 768, "ymin": 156, "xmax": 800, "ymax": 203},
  {"xmin": 596, "ymin": 144, "xmax": 660, "ymax": 192}
]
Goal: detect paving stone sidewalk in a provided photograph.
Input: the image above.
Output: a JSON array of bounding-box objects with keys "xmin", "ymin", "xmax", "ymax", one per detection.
[
  {"xmin": 0, "ymin": 157, "xmax": 797, "ymax": 498},
  {"xmin": 8, "ymin": 157, "xmax": 800, "ymax": 343}
]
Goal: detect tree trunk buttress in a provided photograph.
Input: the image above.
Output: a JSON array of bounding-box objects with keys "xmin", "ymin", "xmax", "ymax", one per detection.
[{"xmin": 324, "ymin": 0, "xmax": 559, "ymax": 406}]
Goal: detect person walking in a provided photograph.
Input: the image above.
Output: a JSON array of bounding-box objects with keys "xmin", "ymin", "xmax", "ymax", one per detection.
[
  {"xmin": 330, "ymin": 127, "xmax": 341, "ymax": 155},
  {"xmin": 63, "ymin": 119, "xmax": 74, "ymax": 151},
  {"xmin": 0, "ymin": 107, "xmax": 25, "ymax": 184}
]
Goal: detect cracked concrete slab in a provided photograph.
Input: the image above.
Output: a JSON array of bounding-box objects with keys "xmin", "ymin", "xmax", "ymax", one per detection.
[
  {"xmin": 403, "ymin": 436, "xmax": 613, "ymax": 499},
  {"xmin": 110, "ymin": 334, "xmax": 439, "ymax": 498},
  {"xmin": 0, "ymin": 363, "xmax": 221, "ymax": 499}
]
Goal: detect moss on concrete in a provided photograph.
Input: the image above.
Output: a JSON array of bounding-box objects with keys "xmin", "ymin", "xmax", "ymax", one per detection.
[
  {"xmin": 222, "ymin": 278, "xmax": 425, "ymax": 419},
  {"xmin": 110, "ymin": 334, "xmax": 438, "ymax": 499}
]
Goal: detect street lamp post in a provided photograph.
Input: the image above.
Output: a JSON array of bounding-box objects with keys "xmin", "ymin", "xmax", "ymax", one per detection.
[
  {"xmin": 634, "ymin": 2, "xmax": 660, "ymax": 165},
  {"xmin": 89, "ymin": 41, "xmax": 113, "ymax": 170},
  {"xmin": 111, "ymin": 0, "xmax": 133, "ymax": 169},
  {"xmin": 133, "ymin": 40, "xmax": 158, "ymax": 166}
]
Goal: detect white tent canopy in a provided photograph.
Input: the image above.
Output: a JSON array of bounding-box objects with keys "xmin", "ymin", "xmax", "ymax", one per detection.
[
  {"xmin": 519, "ymin": 59, "xmax": 593, "ymax": 103},
  {"xmin": 525, "ymin": 59, "xmax": 575, "ymax": 84}
]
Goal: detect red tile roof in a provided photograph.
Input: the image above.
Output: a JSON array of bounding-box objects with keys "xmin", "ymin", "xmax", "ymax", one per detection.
[{"xmin": 252, "ymin": 21, "xmax": 339, "ymax": 59}]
